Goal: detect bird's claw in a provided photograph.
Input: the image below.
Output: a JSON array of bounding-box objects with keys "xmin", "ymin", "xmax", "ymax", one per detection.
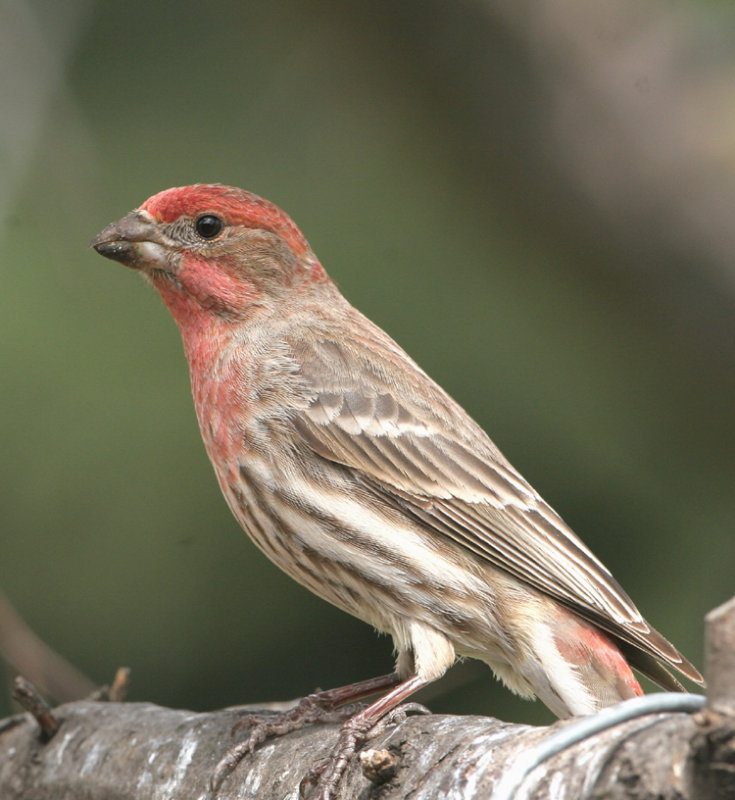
[
  {"xmin": 297, "ymin": 701, "xmax": 427, "ymax": 798},
  {"xmin": 211, "ymin": 694, "xmax": 369, "ymax": 793}
]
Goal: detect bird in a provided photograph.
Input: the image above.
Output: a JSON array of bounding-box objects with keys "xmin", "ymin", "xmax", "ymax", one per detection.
[{"xmin": 92, "ymin": 183, "xmax": 703, "ymax": 798}]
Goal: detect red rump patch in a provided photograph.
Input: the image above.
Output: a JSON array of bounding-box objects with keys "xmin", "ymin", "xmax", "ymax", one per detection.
[
  {"xmin": 142, "ymin": 184, "xmax": 314, "ymax": 260},
  {"xmin": 554, "ymin": 613, "xmax": 643, "ymax": 696}
]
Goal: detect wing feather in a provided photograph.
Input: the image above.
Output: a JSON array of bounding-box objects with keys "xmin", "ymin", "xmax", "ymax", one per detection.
[{"xmin": 286, "ymin": 326, "xmax": 702, "ymax": 686}]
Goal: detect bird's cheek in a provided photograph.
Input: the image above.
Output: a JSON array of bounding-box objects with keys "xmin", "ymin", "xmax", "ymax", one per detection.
[{"xmin": 179, "ymin": 257, "xmax": 259, "ymax": 314}]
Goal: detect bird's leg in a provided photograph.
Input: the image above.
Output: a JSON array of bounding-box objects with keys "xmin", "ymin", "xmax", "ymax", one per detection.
[
  {"xmin": 301, "ymin": 674, "xmax": 429, "ymax": 800},
  {"xmin": 211, "ymin": 671, "xmax": 402, "ymax": 792}
]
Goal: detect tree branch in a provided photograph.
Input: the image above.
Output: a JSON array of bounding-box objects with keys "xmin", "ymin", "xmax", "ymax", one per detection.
[
  {"xmin": 0, "ymin": 691, "xmax": 729, "ymax": 799},
  {"xmin": 2, "ymin": 596, "xmax": 734, "ymax": 798},
  {"xmin": 0, "ymin": 590, "xmax": 95, "ymax": 705}
]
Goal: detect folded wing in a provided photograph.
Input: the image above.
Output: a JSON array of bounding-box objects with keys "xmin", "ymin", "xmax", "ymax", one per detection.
[{"xmin": 287, "ymin": 327, "xmax": 703, "ymax": 689}]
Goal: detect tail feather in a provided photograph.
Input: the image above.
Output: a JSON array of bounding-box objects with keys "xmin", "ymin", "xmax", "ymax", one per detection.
[
  {"xmin": 605, "ymin": 620, "xmax": 704, "ymax": 690},
  {"xmin": 619, "ymin": 642, "xmax": 694, "ymax": 693},
  {"xmin": 519, "ymin": 603, "xmax": 702, "ymax": 719},
  {"xmin": 575, "ymin": 605, "xmax": 704, "ymax": 690}
]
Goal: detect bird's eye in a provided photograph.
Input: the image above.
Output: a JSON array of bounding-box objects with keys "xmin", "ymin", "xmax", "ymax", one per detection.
[{"xmin": 195, "ymin": 214, "xmax": 224, "ymax": 240}]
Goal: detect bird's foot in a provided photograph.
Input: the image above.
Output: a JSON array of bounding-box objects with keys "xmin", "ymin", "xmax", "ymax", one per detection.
[
  {"xmin": 210, "ymin": 672, "xmax": 402, "ymax": 793},
  {"xmin": 299, "ymin": 702, "xmax": 430, "ymax": 800},
  {"xmin": 210, "ymin": 694, "xmax": 366, "ymax": 793}
]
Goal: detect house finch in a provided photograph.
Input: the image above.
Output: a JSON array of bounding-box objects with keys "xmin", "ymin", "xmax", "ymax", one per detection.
[{"xmin": 92, "ymin": 184, "xmax": 702, "ymax": 797}]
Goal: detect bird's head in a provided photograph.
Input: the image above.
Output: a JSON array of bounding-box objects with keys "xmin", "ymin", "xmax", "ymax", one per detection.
[{"xmin": 91, "ymin": 184, "xmax": 329, "ymax": 324}]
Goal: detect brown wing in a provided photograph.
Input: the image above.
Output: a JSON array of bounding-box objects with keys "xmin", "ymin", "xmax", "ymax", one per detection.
[{"xmin": 286, "ymin": 322, "xmax": 703, "ymax": 688}]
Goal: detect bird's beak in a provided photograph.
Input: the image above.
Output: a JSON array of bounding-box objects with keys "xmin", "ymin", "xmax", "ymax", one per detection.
[{"xmin": 90, "ymin": 210, "xmax": 170, "ymax": 271}]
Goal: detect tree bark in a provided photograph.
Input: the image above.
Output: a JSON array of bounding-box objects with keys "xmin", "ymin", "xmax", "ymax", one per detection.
[
  {"xmin": 2, "ymin": 599, "xmax": 734, "ymax": 798},
  {"xmin": 5, "ymin": 593, "xmax": 735, "ymax": 798},
  {"xmin": 0, "ymin": 694, "xmax": 731, "ymax": 800}
]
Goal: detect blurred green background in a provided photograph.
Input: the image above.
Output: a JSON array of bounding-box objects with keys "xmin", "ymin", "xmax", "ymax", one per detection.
[{"xmin": 1, "ymin": 0, "xmax": 733, "ymax": 726}]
